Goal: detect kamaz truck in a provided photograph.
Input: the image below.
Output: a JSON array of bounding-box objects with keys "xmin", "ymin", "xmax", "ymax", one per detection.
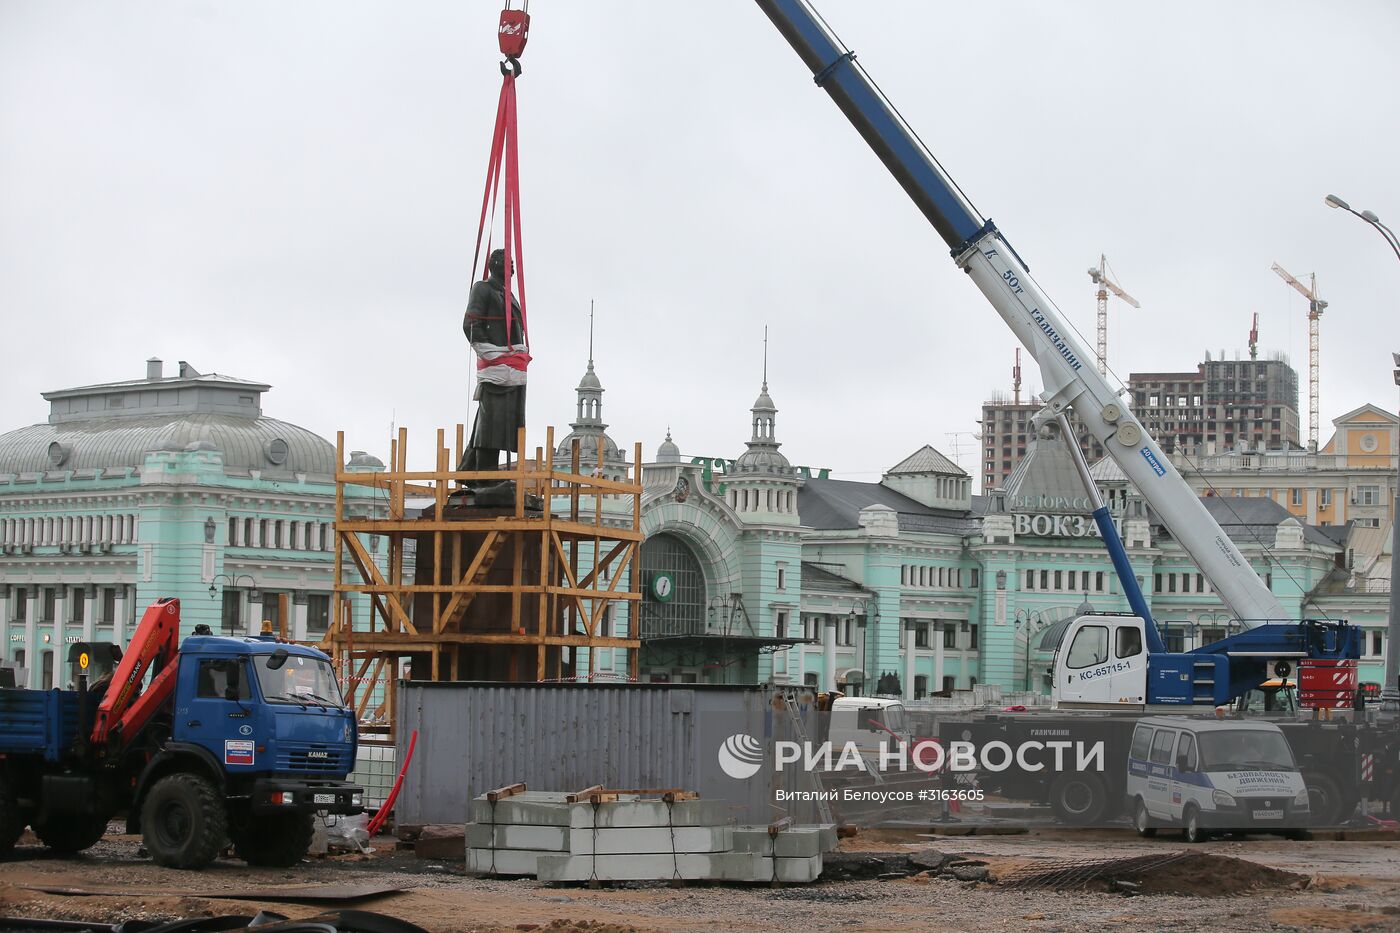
[{"xmin": 0, "ymin": 596, "xmax": 362, "ymax": 869}]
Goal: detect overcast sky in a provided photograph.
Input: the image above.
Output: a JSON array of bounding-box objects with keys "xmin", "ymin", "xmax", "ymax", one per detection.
[{"xmin": 2, "ymin": 0, "xmax": 1397, "ymax": 490}]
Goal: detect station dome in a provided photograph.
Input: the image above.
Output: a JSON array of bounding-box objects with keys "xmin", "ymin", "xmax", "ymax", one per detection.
[{"xmin": 0, "ymin": 358, "xmax": 336, "ymax": 476}]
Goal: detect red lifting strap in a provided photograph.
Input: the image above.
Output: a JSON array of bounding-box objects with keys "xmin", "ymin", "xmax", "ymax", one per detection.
[{"xmin": 471, "ymin": 3, "xmax": 531, "ymax": 352}]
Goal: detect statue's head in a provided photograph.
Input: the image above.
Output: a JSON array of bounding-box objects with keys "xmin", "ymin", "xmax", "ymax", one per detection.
[{"xmin": 487, "ymin": 249, "xmax": 512, "ymax": 280}]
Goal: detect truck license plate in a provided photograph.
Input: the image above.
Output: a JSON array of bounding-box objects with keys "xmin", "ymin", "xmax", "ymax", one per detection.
[
  {"xmin": 1252, "ymin": 809, "xmax": 1283, "ymax": 820},
  {"xmin": 313, "ymin": 793, "xmax": 336, "ymax": 805}
]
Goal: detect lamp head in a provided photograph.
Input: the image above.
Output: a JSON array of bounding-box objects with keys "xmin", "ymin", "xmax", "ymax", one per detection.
[
  {"xmin": 1325, "ymin": 194, "xmax": 1350, "ymax": 210},
  {"xmin": 1361, "ymin": 209, "xmax": 1381, "ymax": 223}
]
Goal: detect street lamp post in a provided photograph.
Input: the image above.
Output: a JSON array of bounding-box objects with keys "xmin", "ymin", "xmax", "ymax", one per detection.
[
  {"xmin": 1015, "ymin": 609, "xmax": 1042, "ymax": 692},
  {"xmin": 1325, "ymin": 194, "xmax": 1400, "ymax": 709},
  {"xmin": 209, "ymin": 573, "xmax": 258, "ymax": 635}
]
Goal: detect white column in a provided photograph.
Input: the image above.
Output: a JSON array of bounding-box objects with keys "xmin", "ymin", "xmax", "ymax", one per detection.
[
  {"xmin": 52, "ymin": 587, "xmax": 67, "ymax": 654},
  {"xmin": 293, "ymin": 597, "xmax": 308, "ymax": 641},
  {"xmin": 933, "ymin": 622, "xmax": 946, "ymax": 691},
  {"xmin": 252, "ymin": 521, "xmax": 263, "ymax": 549},
  {"xmin": 822, "ymin": 616, "xmax": 837, "ymax": 693},
  {"xmin": 243, "ymin": 589, "xmax": 257, "ymax": 635},
  {"xmin": 904, "ymin": 621, "xmax": 917, "ymax": 701},
  {"xmin": 83, "ymin": 587, "xmax": 97, "ymax": 642},
  {"xmin": 113, "ymin": 587, "xmax": 127, "ymax": 646},
  {"xmin": 0, "ymin": 588, "xmax": 9, "ymax": 659},
  {"xmin": 24, "ymin": 592, "xmax": 38, "ymax": 688}
]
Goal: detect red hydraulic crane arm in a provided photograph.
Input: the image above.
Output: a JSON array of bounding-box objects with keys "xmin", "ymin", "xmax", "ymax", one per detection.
[{"xmin": 92, "ymin": 597, "xmax": 182, "ymax": 748}]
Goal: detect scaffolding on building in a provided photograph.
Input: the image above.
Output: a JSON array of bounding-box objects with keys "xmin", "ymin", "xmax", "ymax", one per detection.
[{"xmin": 321, "ymin": 425, "xmax": 643, "ymax": 734}]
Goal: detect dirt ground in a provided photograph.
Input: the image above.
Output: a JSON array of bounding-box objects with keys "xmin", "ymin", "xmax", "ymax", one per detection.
[{"xmin": 2, "ymin": 828, "xmax": 1399, "ymax": 932}]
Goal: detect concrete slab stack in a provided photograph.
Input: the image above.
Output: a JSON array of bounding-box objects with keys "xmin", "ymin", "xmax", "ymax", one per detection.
[{"xmin": 465, "ymin": 787, "xmax": 833, "ymax": 884}]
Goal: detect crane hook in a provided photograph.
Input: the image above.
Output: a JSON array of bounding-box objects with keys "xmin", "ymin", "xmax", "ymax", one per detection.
[{"xmin": 500, "ymin": 56, "xmax": 522, "ymax": 78}]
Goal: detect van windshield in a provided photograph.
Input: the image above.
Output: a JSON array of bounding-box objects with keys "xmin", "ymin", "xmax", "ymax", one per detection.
[
  {"xmin": 254, "ymin": 655, "xmax": 345, "ymax": 708},
  {"xmin": 879, "ymin": 704, "xmax": 908, "ymax": 736},
  {"xmin": 1197, "ymin": 729, "xmax": 1296, "ymax": 771}
]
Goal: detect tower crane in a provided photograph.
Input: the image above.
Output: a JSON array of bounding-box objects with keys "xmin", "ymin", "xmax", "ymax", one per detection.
[
  {"xmin": 1248, "ymin": 312, "xmax": 1259, "ymax": 361},
  {"xmin": 1270, "ymin": 262, "xmax": 1327, "ymax": 451},
  {"xmin": 1087, "ymin": 254, "xmax": 1140, "ymax": 377}
]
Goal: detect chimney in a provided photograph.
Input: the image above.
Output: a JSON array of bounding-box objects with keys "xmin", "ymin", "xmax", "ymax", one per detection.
[{"xmin": 146, "ymin": 357, "xmax": 163, "ymax": 381}]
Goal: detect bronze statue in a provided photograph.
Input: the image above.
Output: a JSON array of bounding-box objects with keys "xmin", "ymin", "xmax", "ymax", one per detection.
[{"xmin": 460, "ymin": 249, "xmax": 529, "ymax": 493}]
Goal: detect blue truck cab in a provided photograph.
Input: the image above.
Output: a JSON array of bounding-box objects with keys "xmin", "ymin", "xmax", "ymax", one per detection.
[
  {"xmin": 168, "ymin": 634, "xmax": 361, "ymax": 817},
  {"xmin": 0, "ymin": 625, "xmax": 363, "ymax": 870}
]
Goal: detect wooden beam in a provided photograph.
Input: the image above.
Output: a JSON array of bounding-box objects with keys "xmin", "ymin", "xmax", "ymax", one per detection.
[
  {"xmin": 334, "ymin": 631, "xmax": 642, "ymax": 649},
  {"xmin": 341, "ymin": 532, "xmax": 418, "ymax": 634},
  {"xmin": 332, "ymin": 519, "xmax": 645, "ymax": 540},
  {"xmin": 436, "ymin": 530, "xmax": 503, "ymax": 632}
]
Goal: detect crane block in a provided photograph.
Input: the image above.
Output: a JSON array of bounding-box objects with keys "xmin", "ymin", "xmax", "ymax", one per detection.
[{"xmin": 499, "ymin": 7, "xmax": 530, "ymax": 59}]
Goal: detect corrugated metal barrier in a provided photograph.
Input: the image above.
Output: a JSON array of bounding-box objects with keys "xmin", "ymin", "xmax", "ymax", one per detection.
[{"xmin": 395, "ymin": 682, "xmax": 803, "ymax": 826}]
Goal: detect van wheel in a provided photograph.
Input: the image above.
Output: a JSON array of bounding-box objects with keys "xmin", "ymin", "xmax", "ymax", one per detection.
[
  {"xmin": 1183, "ymin": 805, "xmax": 1209, "ymax": 844},
  {"xmin": 1049, "ymin": 772, "xmax": 1109, "ymax": 826},
  {"xmin": 1302, "ymin": 770, "xmax": 1346, "ymax": 827},
  {"xmin": 1133, "ymin": 798, "xmax": 1156, "ymax": 838}
]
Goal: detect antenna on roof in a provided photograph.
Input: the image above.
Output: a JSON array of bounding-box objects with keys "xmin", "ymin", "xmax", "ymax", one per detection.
[
  {"xmin": 762, "ymin": 325, "xmax": 769, "ymax": 389},
  {"xmin": 588, "ymin": 299, "xmax": 595, "ymax": 365}
]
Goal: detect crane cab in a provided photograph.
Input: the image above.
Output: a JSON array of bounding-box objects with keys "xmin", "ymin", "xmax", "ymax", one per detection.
[{"xmin": 1052, "ymin": 614, "xmax": 1149, "ymax": 707}]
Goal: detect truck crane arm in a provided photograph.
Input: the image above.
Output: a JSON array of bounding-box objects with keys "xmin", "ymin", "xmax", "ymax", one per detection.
[
  {"xmin": 753, "ymin": 0, "xmax": 1288, "ymax": 626},
  {"xmin": 91, "ymin": 597, "xmax": 182, "ymax": 749}
]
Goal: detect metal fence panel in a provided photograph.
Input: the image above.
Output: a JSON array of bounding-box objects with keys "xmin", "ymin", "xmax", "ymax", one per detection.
[{"xmin": 395, "ymin": 682, "xmax": 783, "ymax": 825}]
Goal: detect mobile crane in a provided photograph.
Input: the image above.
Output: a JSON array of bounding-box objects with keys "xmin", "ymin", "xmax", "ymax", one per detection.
[
  {"xmin": 0, "ymin": 597, "xmax": 362, "ymax": 868},
  {"xmin": 753, "ymin": 0, "xmax": 1358, "ymax": 709},
  {"xmin": 751, "ymin": 0, "xmax": 1365, "ymax": 828}
]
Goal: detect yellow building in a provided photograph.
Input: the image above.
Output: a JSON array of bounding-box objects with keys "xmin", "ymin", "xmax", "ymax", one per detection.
[{"xmin": 1169, "ymin": 403, "xmax": 1397, "ymax": 530}]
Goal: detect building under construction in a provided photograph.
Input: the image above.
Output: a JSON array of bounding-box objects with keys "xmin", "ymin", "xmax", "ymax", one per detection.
[{"xmin": 321, "ymin": 425, "xmax": 643, "ymax": 726}]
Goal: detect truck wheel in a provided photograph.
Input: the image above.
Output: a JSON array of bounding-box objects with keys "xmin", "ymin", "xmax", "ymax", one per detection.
[
  {"xmin": 234, "ymin": 812, "xmax": 315, "ymax": 867},
  {"xmin": 33, "ymin": 814, "xmax": 108, "ymax": 854},
  {"xmin": 141, "ymin": 773, "xmax": 228, "ymax": 870},
  {"xmin": 1133, "ymin": 798, "xmax": 1157, "ymax": 838},
  {"xmin": 0, "ymin": 776, "xmax": 26, "ymax": 855},
  {"xmin": 1183, "ymin": 805, "xmax": 1209, "ymax": 843},
  {"xmin": 1049, "ymin": 772, "xmax": 1108, "ymax": 825},
  {"xmin": 1302, "ymin": 770, "xmax": 1346, "ymax": 827}
]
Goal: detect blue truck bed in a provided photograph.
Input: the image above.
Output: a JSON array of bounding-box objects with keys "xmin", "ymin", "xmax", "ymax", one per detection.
[{"xmin": 0, "ymin": 688, "xmax": 82, "ymax": 762}]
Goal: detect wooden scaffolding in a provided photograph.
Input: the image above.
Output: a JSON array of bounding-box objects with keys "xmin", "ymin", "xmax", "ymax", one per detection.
[{"xmin": 322, "ymin": 425, "xmax": 644, "ymax": 727}]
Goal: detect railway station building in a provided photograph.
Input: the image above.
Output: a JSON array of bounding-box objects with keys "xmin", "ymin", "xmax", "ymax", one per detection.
[{"xmin": 0, "ymin": 358, "xmax": 386, "ymax": 690}]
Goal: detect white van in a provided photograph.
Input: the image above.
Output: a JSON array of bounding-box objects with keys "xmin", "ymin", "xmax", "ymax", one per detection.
[{"xmin": 1125, "ymin": 717, "xmax": 1309, "ymax": 842}]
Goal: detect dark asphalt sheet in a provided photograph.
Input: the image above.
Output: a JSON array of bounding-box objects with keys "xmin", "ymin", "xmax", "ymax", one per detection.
[{"xmin": 22, "ymin": 881, "xmax": 414, "ymax": 902}]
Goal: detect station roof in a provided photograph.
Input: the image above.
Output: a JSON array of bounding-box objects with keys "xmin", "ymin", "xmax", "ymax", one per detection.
[{"xmin": 798, "ymin": 478, "xmax": 980, "ymax": 536}]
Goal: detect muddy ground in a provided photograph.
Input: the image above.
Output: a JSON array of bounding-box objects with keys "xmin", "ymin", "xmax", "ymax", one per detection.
[{"xmin": 1, "ymin": 828, "xmax": 1399, "ymax": 932}]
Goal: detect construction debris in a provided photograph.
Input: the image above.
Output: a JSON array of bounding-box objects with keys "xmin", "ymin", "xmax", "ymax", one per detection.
[
  {"xmin": 995, "ymin": 851, "xmax": 1307, "ymax": 896},
  {"xmin": 464, "ymin": 786, "xmax": 836, "ymax": 884}
]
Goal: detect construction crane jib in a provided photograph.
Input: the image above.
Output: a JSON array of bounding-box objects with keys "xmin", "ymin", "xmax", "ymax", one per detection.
[
  {"xmin": 1271, "ymin": 262, "xmax": 1326, "ymax": 452},
  {"xmin": 753, "ymin": 0, "xmax": 1288, "ymax": 626},
  {"xmin": 1087, "ymin": 255, "xmax": 1140, "ymax": 377}
]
